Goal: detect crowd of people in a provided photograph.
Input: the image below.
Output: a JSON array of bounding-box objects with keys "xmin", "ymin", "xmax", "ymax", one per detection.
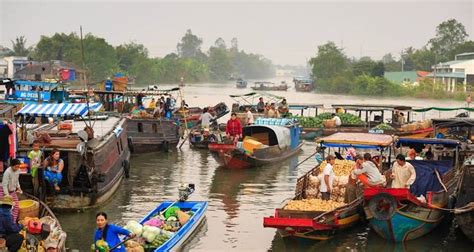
[{"xmin": 255, "ymin": 97, "xmax": 290, "ymax": 118}]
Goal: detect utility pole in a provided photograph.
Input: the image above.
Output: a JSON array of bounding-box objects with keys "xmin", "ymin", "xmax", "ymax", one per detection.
[
  {"xmin": 401, "ymin": 50, "xmax": 404, "ymax": 72},
  {"xmin": 80, "ymin": 25, "xmax": 87, "ymax": 90}
]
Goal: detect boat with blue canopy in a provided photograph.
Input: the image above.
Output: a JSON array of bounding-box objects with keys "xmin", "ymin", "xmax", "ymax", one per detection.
[
  {"xmin": 3, "ymin": 80, "xmax": 70, "ymax": 104},
  {"xmin": 363, "ymin": 137, "xmax": 460, "ymax": 242}
]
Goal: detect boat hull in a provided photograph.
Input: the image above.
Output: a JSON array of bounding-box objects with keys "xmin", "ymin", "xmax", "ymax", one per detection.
[
  {"xmin": 454, "ymin": 161, "xmax": 474, "ymax": 241},
  {"xmin": 138, "ymin": 201, "xmax": 208, "ymax": 252},
  {"xmin": 126, "ymin": 118, "xmax": 180, "ymax": 153}
]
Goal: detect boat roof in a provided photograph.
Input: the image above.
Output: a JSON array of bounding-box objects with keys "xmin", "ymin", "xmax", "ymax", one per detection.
[
  {"xmin": 254, "ymin": 117, "xmax": 297, "ymax": 126},
  {"xmin": 413, "ymin": 107, "xmax": 474, "ymax": 112},
  {"xmin": 331, "ymin": 104, "xmax": 412, "ymax": 111},
  {"xmin": 15, "ymin": 80, "xmax": 61, "ymax": 89},
  {"xmin": 0, "ymin": 104, "xmax": 16, "ymax": 114},
  {"xmin": 229, "ymin": 92, "xmax": 284, "ymax": 104},
  {"xmin": 397, "ymin": 137, "xmax": 460, "ymax": 147},
  {"xmin": 288, "ymin": 103, "xmax": 324, "ymax": 110},
  {"xmin": 244, "ymin": 124, "xmax": 291, "ymax": 148},
  {"xmin": 431, "ymin": 118, "xmax": 474, "ymax": 128},
  {"xmin": 17, "ymin": 103, "xmax": 102, "ymax": 118},
  {"xmin": 317, "ymin": 132, "xmax": 395, "ymax": 148}
]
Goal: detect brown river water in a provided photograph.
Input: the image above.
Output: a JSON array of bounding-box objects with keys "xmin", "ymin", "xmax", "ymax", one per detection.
[{"xmin": 57, "ymin": 81, "xmax": 473, "ymax": 251}]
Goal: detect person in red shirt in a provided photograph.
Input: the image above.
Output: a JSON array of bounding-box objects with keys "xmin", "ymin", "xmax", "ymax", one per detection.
[{"xmin": 226, "ymin": 112, "xmax": 242, "ymax": 143}]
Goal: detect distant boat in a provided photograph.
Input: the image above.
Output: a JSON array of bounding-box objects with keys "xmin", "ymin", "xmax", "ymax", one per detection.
[
  {"xmin": 293, "ymin": 77, "xmax": 315, "ymax": 92},
  {"xmin": 251, "ymin": 81, "xmax": 288, "ymax": 91},
  {"xmin": 236, "ymin": 78, "xmax": 248, "ymax": 88}
]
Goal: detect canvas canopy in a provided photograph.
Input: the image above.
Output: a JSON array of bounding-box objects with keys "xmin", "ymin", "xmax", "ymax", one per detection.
[
  {"xmin": 17, "ymin": 103, "xmax": 102, "ymax": 118},
  {"xmin": 317, "ymin": 132, "xmax": 395, "ymax": 148}
]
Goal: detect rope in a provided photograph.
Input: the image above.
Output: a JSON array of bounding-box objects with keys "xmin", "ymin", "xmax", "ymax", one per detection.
[
  {"xmin": 434, "ymin": 169, "xmax": 448, "ymax": 192},
  {"xmin": 427, "ymin": 202, "xmax": 474, "ymax": 213}
]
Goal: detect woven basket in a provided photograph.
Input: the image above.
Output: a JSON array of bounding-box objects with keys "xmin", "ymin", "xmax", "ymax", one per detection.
[
  {"xmin": 323, "ymin": 119, "xmax": 336, "ymax": 128},
  {"xmin": 18, "ymin": 200, "xmax": 40, "ymax": 221}
]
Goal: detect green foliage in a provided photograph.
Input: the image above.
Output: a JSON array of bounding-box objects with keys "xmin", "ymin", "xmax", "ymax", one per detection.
[
  {"xmin": 208, "ymin": 46, "xmax": 233, "ymax": 81},
  {"xmin": 293, "ymin": 112, "xmax": 363, "ymax": 128},
  {"xmin": 177, "ymin": 29, "xmax": 203, "ymax": 58},
  {"xmin": 428, "ymin": 19, "xmax": 468, "ymax": 61},
  {"xmin": 10, "ymin": 36, "xmax": 29, "ymax": 56},
  {"xmin": 447, "ymin": 41, "xmax": 474, "ymax": 60},
  {"xmin": 309, "ymin": 41, "xmax": 349, "ymax": 80},
  {"xmin": 353, "ymin": 57, "xmax": 376, "ymax": 76},
  {"xmin": 411, "ymin": 48, "xmax": 435, "ymax": 71}
]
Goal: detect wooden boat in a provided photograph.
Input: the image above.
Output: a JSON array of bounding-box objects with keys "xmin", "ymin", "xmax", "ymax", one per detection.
[
  {"xmin": 229, "ymin": 92, "xmax": 284, "ymax": 125},
  {"xmin": 264, "ymin": 132, "xmax": 395, "ymax": 240},
  {"xmin": 209, "ymin": 118, "xmax": 302, "ymax": 169},
  {"xmin": 15, "ymin": 103, "xmax": 131, "ymax": 210},
  {"xmin": 293, "ymin": 77, "xmax": 314, "ymax": 92},
  {"xmin": 454, "ymin": 156, "xmax": 474, "ymax": 242},
  {"xmin": 251, "ymin": 82, "xmax": 288, "ymax": 91},
  {"xmin": 363, "ymin": 137, "xmax": 460, "ymax": 242},
  {"xmin": 176, "ymin": 102, "xmax": 229, "ymax": 129},
  {"xmin": 126, "ymin": 117, "xmax": 180, "ymax": 153},
  {"xmin": 236, "ymin": 78, "xmax": 248, "ymax": 88},
  {"xmin": 188, "ymin": 128, "xmax": 221, "ymax": 149},
  {"xmin": 138, "ymin": 201, "xmax": 208, "ymax": 251},
  {"xmin": 3, "ymin": 80, "xmax": 70, "ymax": 104}
]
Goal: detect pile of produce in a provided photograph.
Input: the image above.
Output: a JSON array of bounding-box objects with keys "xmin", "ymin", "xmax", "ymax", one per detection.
[
  {"xmin": 293, "ymin": 112, "xmax": 364, "ymax": 128},
  {"xmin": 401, "ymin": 120, "xmax": 431, "ymax": 132},
  {"xmin": 372, "ymin": 123, "xmax": 394, "ymax": 131},
  {"xmin": 303, "ymin": 160, "xmax": 355, "ymax": 204},
  {"xmin": 284, "ymin": 198, "xmax": 345, "ymax": 212},
  {"xmin": 121, "ymin": 207, "xmax": 194, "ymax": 251}
]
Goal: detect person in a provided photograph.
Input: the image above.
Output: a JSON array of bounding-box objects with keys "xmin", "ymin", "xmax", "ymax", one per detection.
[
  {"xmin": 398, "ymin": 112, "xmax": 406, "ymax": 124},
  {"xmin": 28, "ymin": 140, "xmax": 43, "ymax": 196},
  {"xmin": 345, "ymin": 147, "xmax": 357, "ymax": 160},
  {"xmin": 136, "ymin": 91, "xmax": 144, "ymax": 108},
  {"xmin": 1, "ymin": 159, "xmax": 22, "ymax": 222},
  {"xmin": 392, "ymin": 110, "xmax": 400, "ymax": 125},
  {"xmin": 332, "ymin": 113, "xmax": 342, "ymax": 127},
  {"xmin": 0, "ymin": 195, "xmax": 23, "ymax": 252},
  {"xmin": 267, "ymin": 103, "xmax": 280, "ymax": 118},
  {"xmin": 391, "ymin": 154, "xmax": 416, "ymax": 189},
  {"xmin": 245, "ymin": 107, "xmax": 254, "ymax": 125},
  {"xmin": 153, "ymin": 101, "xmax": 163, "ymax": 118},
  {"xmin": 200, "ymin": 107, "xmax": 215, "ymax": 129},
  {"xmin": 94, "ymin": 212, "xmax": 134, "ymax": 252},
  {"xmin": 467, "ymin": 94, "xmax": 472, "ymax": 107},
  {"xmin": 278, "ymin": 99, "xmax": 289, "ymax": 117},
  {"xmin": 425, "ymin": 147, "xmax": 434, "ymax": 160},
  {"xmin": 257, "ymin": 97, "xmax": 265, "ymax": 113},
  {"xmin": 226, "ymin": 113, "xmax": 242, "ymax": 143},
  {"xmin": 148, "ymin": 98, "xmax": 156, "ymax": 110},
  {"xmin": 43, "ymin": 149, "xmax": 64, "ymax": 191},
  {"xmin": 407, "ymin": 146, "xmax": 416, "ymax": 160},
  {"xmin": 351, "ymin": 154, "xmax": 384, "ymax": 187},
  {"xmin": 345, "ymin": 160, "xmax": 360, "ymax": 203},
  {"xmin": 320, "ymin": 155, "xmax": 335, "ymax": 200}
]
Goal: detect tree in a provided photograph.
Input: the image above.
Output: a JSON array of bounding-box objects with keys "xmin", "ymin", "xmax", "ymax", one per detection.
[
  {"xmin": 371, "ymin": 62, "xmax": 385, "ymax": 77},
  {"xmin": 81, "ymin": 34, "xmax": 118, "ymax": 81},
  {"xmin": 214, "ymin": 37, "xmax": 226, "ymax": 49},
  {"xmin": 208, "ymin": 46, "xmax": 233, "ymax": 81},
  {"xmin": 116, "ymin": 42, "xmax": 149, "ymax": 73},
  {"xmin": 428, "ymin": 19, "xmax": 468, "ymax": 61},
  {"xmin": 382, "ymin": 53, "xmax": 400, "ymax": 72},
  {"xmin": 309, "ymin": 41, "xmax": 349, "ymax": 80},
  {"xmin": 177, "ymin": 29, "xmax": 203, "ymax": 58},
  {"xmin": 32, "ymin": 33, "xmax": 81, "ymax": 61},
  {"xmin": 230, "ymin": 38, "xmax": 238, "ymax": 52},
  {"xmin": 447, "ymin": 40, "xmax": 474, "ymax": 60},
  {"xmin": 412, "ymin": 48, "xmax": 435, "ymax": 71},
  {"xmin": 10, "ymin": 36, "xmax": 29, "ymax": 56},
  {"xmin": 401, "ymin": 47, "xmax": 415, "ymax": 71},
  {"xmin": 353, "ymin": 57, "xmax": 376, "ymax": 76}
]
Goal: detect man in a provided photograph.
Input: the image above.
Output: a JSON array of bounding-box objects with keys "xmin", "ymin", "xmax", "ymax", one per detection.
[
  {"xmin": 391, "ymin": 154, "xmax": 416, "ymax": 189},
  {"xmin": 1, "ymin": 159, "xmax": 22, "ymax": 222},
  {"xmin": 278, "ymin": 99, "xmax": 289, "ymax": 117},
  {"xmin": 245, "ymin": 107, "xmax": 254, "ymax": 125},
  {"xmin": 226, "ymin": 112, "xmax": 242, "ymax": 143},
  {"xmin": 0, "ymin": 195, "xmax": 23, "ymax": 252},
  {"xmin": 320, "ymin": 155, "xmax": 335, "ymax": 200},
  {"xmin": 398, "ymin": 112, "xmax": 406, "ymax": 125},
  {"xmin": 351, "ymin": 154, "xmax": 384, "ymax": 187},
  {"xmin": 332, "ymin": 113, "xmax": 342, "ymax": 127},
  {"xmin": 257, "ymin": 97, "xmax": 265, "ymax": 113},
  {"xmin": 200, "ymin": 107, "xmax": 215, "ymax": 129}
]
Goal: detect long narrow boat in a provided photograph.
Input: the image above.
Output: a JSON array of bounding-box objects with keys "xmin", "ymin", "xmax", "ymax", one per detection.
[
  {"xmin": 293, "ymin": 77, "xmax": 314, "ymax": 92},
  {"xmin": 236, "ymin": 78, "xmax": 248, "ymax": 88},
  {"xmin": 138, "ymin": 201, "xmax": 208, "ymax": 251},
  {"xmin": 264, "ymin": 132, "xmax": 395, "ymax": 240},
  {"xmin": 15, "ymin": 103, "xmax": 131, "ymax": 210},
  {"xmin": 251, "ymin": 82, "xmax": 288, "ymax": 91},
  {"xmin": 209, "ymin": 118, "xmax": 302, "ymax": 169},
  {"xmin": 363, "ymin": 137, "xmax": 460, "ymax": 242},
  {"xmin": 454, "ymin": 156, "xmax": 474, "ymax": 242}
]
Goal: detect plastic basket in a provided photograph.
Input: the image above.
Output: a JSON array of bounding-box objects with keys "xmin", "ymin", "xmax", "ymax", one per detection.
[{"xmin": 19, "ymin": 200, "xmax": 40, "ymax": 221}]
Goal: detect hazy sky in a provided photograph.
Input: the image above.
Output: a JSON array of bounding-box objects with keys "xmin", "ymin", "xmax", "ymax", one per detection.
[{"xmin": 1, "ymin": 0, "xmax": 473, "ymax": 65}]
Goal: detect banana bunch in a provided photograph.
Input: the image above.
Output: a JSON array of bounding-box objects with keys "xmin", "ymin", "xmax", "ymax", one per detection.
[
  {"xmin": 319, "ymin": 160, "xmax": 355, "ymax": 176},
  {"xmin": 284, "ymin": 198, "xmax": 345, "ymax": 212}
]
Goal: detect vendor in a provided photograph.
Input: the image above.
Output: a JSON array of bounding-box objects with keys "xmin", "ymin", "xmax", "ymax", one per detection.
[
  {"xmin": 332, "ymin": 113, "xmax": 342, "ymax": 127},
  {"xmin": 0, "ymin": 195, "xmax": 23, "ymax": 252},
  {"xmin": 278, "ymin": 99, "xmax": 289, "ymax": 117},
  {"xmin": 390, "ymin": 154, "xmax": 416, "ymax": 189},
  {"xmin": 200, "ymin": 108, "xmax": 215, "ymax": 129},
  {"xmin": 351, "ymin": 154, "xmax": 385, "ymax": 187},
  {"xmin": 43, "ymin": 149, "xmax": 64, "ymax": 191},
  {"xmin": 1, "ymin": 159, "xmax": 22, "ymax": 222},
  {"xmin": 226, "ymin": 113, "xmax": 242, "ymax": 143},
  {"xmin": 94, "ymin": 212, "xmax": 135, "ymax": 252},
  {"xmin": 320, "ymin": 155, "xmax": 335, "ymax": 201}
]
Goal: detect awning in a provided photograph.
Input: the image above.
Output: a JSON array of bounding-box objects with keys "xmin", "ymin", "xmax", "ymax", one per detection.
[
  {"xmin": 15, "ymin": 80, "xmax": 59, "ymax": 89},
  {"xmin": 398, "ymin": 138, "xmax": 460, "ymax": 147},
  {"xmin": 317, "ymin": 132, "xmax": 395, "ymax": 147},
  {"xmin": 413, "ymin": 107, "xmax": 474, "ymax": 112},
  {"xmin": 243, "ymin": 125, "xmax": 291, "ymax": 148},
  {"xmin": 17, "ymin": 103, "xmax": 102, "ymax": 117}
]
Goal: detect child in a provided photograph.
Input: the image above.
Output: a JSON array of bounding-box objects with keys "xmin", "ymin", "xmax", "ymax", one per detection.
[{"xmin": 27, "ymin": 140, "xmax": 43, "ymax": 195}]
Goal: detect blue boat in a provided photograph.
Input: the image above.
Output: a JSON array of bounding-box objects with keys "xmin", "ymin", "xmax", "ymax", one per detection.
[
  {"xmin": 139, "ymin": 201, "xmax": 208, "ymax": 251},
  {"xmin": 363, "ymin": 138, "xmax": 460, "ymax": 242},
  {"xmin": 3, "ymin": 80, "xmax": 69, "ymax": 104}
]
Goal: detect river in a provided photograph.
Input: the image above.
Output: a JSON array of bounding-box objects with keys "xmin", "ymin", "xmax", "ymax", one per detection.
[{"xmin": 57, "ymin": 81, "xmax": 473, "ymax": 251}]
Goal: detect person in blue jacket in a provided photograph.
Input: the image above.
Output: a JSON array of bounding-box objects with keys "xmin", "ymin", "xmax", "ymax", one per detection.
[
  {"xmin": 0, "ymin": 195, "xmax": 23, "ymax": 252},
  {"xmin": 93, "ymin": 212, "xmax": 135, "ymax": 252}
]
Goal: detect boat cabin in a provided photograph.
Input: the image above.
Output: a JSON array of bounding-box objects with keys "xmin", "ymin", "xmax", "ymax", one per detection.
[
  {"xmin": 5, "ymin": 80, "xmax": 69, "ymax": 103},
  {"xmin": 331, "ymin": 104, "xmax": 413, "ymax": 127}
]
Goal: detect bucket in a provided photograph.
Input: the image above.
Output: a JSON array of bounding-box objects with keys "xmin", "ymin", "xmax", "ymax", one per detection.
[{"xmin": 19, "ymin": 200, "xmax": 40, "ymax": 221}]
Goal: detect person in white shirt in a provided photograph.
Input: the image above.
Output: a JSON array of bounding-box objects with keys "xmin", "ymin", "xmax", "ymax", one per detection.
[
  {"xmin": 332, "ymin": 113, "xmax": 342, "ymax": 126},
  {"xmin": 391, "ymin": 154, "xmax": 416, "ymax": 189},
  {"xmin": 200, "ymin": 107, "xmax": 215, "ymax": 129},
  {"xmin": 245, "ymin": 107, "xmax": 254, "ymax": 125},
  {"xmin": 320, "ymin": 155, "xmax": 335, "ymax": 200},
  {"xmin": 352, "ymin": 153, "xmax": 384, "ymax": 186},
  {"xmin": 1, "ymin": 159, "xmax": 23, "ymax": 222}
]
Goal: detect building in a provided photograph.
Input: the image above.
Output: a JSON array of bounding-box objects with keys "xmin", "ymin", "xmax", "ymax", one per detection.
[
  {"xmin": 0, "ymin": 58, "xmax": 7, "ymax": 78},
  {"xmin": 427, "ymin": 52, "xmax": 474, "ymax": 92},
  {"xmin": 2, "ymin": 56, "xmax": 29, "ymax": 78},
  {"xmin": 384, "ymin": 71, "xmax": 430, "ymax": 85},
  {"xmin": 14, "ymin": 60, "xmax": 85, "ymax": 83}
]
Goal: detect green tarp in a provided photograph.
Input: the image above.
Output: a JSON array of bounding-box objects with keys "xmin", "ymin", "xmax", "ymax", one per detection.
[{"xmin": 413, "ymin": 107, "xmax": 474, "ymax": 112}]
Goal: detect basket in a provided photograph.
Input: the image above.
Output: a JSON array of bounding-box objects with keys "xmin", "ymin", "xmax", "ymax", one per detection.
[
  {"xmin": 323, "ymin": 119, "xmax": 336, "ymax": 128},
  {"xmin": 19, "ymin": 200, "xmax": 40, "ymax": 221}
]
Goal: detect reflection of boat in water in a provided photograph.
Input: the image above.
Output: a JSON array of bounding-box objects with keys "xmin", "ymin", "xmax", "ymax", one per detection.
[
  {"xmin": 209, "ymin": 118, "xmax": 302, "ymax": 169},
  {"xmin": 364, "ymin": 137, "xmax": 460, "ymax": 242},
  {"xmin": 454, "ymin": 156, "xmax": 474, "ymax": 242}
]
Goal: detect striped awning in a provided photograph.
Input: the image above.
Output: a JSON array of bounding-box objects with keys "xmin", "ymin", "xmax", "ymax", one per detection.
[{"xmin": 17, "ymin": 103, "xmax": 102, "ymax": 117}]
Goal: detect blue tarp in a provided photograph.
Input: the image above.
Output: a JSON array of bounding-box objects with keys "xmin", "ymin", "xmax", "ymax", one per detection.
[
  {"xmin": 398, "ymin": 138, "xmax": 459, "ymax": 147},
  {"xmin": 69, "ymin": 69, "xmax": 76, "ymax": 81},
  {"xmin": 321, "ymin": 143, "xmax": 384, "ymax": 149},
  {"xmin": 409, "ymin": 160, "xmax": 452, "ymax": 197},
  {"xmin": 15, "ymin": 80, "xmax": 58, "ymax": 89}
]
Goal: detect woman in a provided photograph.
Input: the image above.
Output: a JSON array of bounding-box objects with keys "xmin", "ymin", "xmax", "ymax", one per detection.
[
  {"xmin": 43, "ymin": 149, "xmax": 64, "ymax": 191},
  {"xmin": 226, "ymin": 112, "xmax": 242, "ymax": 143},
  {"xmin": 93, "ymin": 212, "xmax": 134, "ymax": 252}
]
